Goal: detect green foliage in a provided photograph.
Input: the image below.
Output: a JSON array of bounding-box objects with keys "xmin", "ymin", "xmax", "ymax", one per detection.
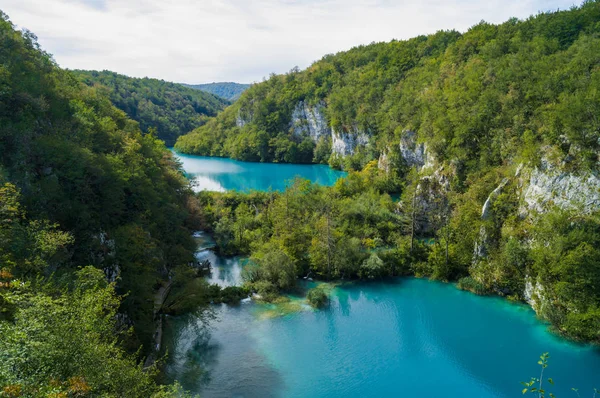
[
  {"xmin": 73, "ymin": 70, "xmax": 229, "ymax": 145},
  {"xmin": 251, "ymin": 248, "xmax": 297, "ymax": 291},
  {"xmin": 0, "ymin": 12, "xmax": 201, "ymax": 395},
  {"xmin": 176, "ymin": 3, "xmax": 600, "ymax": 173},
  {"xmin": 306, "ymin": 287, "xmax": 328, "ymax": 308},
  {"xmin": 521, "ymin": 353, "xmax": 599, "ymax": 398},
  {"xmin": 205, "ymin": 176, "xmax": 404, "ymax": 291},
  {"xmin": 359, "ymin": 253, "xmax": 386, "ymax": 280},
  {"xmin": 217, "ymin": 286, "xmax": 249, "ymax": 304},
  {"xmin": 457, "ymin": 276, "xmax": 488, "ymax": 296},
  {"xmin": 0, "ymin": 183, "xmax": 73, "ymax": 278},
  {"xmin": 0, "ymin": 267, "xmax": 173, "ymax": 397},
  {"xmin": 529, "ymin": 210, "xmax": 600, "ymax": 343},
  {"xmin": 521, "ymin": 353, "xmax": 555, "ymax": 398},
  {"xmin": 184, "ymin": 82, "xmax": 251, "ymax": 101}
]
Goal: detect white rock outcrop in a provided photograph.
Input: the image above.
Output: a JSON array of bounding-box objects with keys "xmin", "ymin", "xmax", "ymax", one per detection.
[
  {"xmin": 524, "ymin": 275, "xmax": 546, "ymax": 312},
  {"xmin": 290, "ymin": 101, "xmax": 330, "ymax": 142},
  {"xmin": 522, "ymin": 167, "xmax": 600, "ymax": 214},
  {"xmin": 235, "ymin": 108, "xmax": 251, "ymax": 128},
  {"xmin": 378, "ymin": 151, "xmax": 391, "ymax": 173},
  {"xmin": 289, "ymin": 100, "xmax": 369, "ymax": 156},
  {"xmin": 399, "ymin": 130, "xmax": 433, "ymax": 169},
  {"xmin": 235, "ymin": 115, "xmax": 247, "ymax": 128},
  {"xmin": 474, "ymin": 178, "xmax": 510, "ymax": 260},
  {"xmin": 331, "ymin": 128, "xmax": 369, "ymax": 157},
  {"xmin": 93, "ymin": 231, "xmax": 120, "ymax": 282}
]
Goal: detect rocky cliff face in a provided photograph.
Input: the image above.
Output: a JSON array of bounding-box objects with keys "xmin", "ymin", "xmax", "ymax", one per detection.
[
  {"xmin": 393, "ymin": 132, "xmax": 450, "ymax": 234},
  {"xmin": 237, "ymin": 100, "xmax": 377, "ymax": 157},
  {"xmin": 466, "ymin": 157, "xmax": 600, "ymax": 312},
  {"xmin": 524, "ymin": 275, "xmax": 546, "ymax": 311},
  {"xmin": 521, "ymin": 164, "xmax": 600, "ymax": 215},
  {"xmin": 290, "ymin": 101, "xmax": 369, "ymax": 156},
  {"xmin": 378, "ymin": 130, "xmax": 435, "ymax": 174},
  {"xmin": 331, "ymin": 128, "xmax": 369, "ymax": 157},
  {"xmin": 92, "ymin": 231, "xmax": 120, "ymax": 283},
  {"xmin": 473, "ymin": 178, "xmax": 510, "ymax": 260},
  {"xmin": 291, "ymin": 101, "xmax": 330, "ymax": 142},
  {"xmin": 378, "ymin": 151, "xmax": 391, "ymax": 174},
  {"xmin": 235, "ymin": 108, "xmax": 252, "ymax": 128},
  {"xmin": 399, "ymin": 131, "xmax": 431, "ymax": 169}
]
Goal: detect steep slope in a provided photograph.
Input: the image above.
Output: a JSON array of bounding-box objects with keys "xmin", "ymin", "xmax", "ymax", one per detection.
[
  {"xmin": 176, "ymin": 2, "xmax": 600, "ymax": 173},
  {"xmin": 0, "ymin": 11, "xmax": 201, "ymax": 395},
  {"xmin": 184, "ymin": 82, "xmax": 250, "ymax": 101},
  {"xmin": 74, "ymin": 70, "xmax": 229, "ymax": 145}
]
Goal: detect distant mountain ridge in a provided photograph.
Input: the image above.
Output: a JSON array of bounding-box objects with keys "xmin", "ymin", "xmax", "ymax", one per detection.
[
  {"xmin": 73, "ymin": 70, "xmax": 229, "ymax": 146},
  {"xmin": 184, "ymin": 82, "xmax": 250, "ymax": 101}
]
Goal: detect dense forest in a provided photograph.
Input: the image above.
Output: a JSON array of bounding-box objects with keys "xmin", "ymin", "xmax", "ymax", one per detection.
[
  {"xmin": 184, "ymin": 82, "xmax": 251, "ymax": 101},
  {"xmin": 180, "ymin": 2, "xmax": 600, "ymax": 344},
  {"xmin": 0, "ymin": 12, "xmax": 211, "ymax": 396},
  {"xmin": 176, "ymin": 1, "xmax": 600, "ymax": 173},
  {"xmin": 2, "ymin": 0, "xmax": 600, "ymax": 395},
  {"xmin": 73, "ymin": 70, "xmax": 229, "ymax": 146}
]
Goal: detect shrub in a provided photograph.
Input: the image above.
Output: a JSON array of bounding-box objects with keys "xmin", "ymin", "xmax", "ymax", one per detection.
[
  {"xmin": 307, "ymin": 288, "xmax": 328, "ymax": 309},
  {"xmin": 457, "ymin": 276, "xmax": 488, "ymax": 295}
]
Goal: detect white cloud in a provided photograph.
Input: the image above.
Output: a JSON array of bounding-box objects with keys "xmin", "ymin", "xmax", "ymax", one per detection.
[{"xmin": 2, "ymin": 0, "xmax": 578, "ymax": 83}]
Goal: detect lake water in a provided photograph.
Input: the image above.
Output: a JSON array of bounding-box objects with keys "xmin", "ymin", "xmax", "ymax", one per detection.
[
  {"xmin": 163, "ymin": 250, "xmax": 600, "ymax": 398},
  {"xmin": 166, "ymin": 156, "xmax": 600, "ymax": 397},
  {"xmin": 172, "ymin": 151, "xmax": 346, "ymax": 192}
]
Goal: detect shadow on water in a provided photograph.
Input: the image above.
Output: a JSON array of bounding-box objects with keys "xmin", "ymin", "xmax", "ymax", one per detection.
[
  {"xmin": 162, "ymin": 304, "xmax": 286, "ymax": 398},
  {"xmin": 162, "ymin": 259, "xmax": 600, "ymax": 398}
]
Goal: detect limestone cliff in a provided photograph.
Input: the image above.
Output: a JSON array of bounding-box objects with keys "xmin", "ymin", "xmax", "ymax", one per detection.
[
  {"xmin": 521, "ymin": 164, "xmax": 600, "ymax": 215},
  {"xmin": 399, "ymin": 131, "xmax": 433, "ymax": 169},
  {"xmin": 290, "ymin": 101, "xmax": 330, "ymax": 142},
  {"xmin": 289, "ymin": 101, "xmax": 370, "ymax": 157},
  {"xmin": 331, "ymin": 128, "xmax": 370, "ymax": 157}
]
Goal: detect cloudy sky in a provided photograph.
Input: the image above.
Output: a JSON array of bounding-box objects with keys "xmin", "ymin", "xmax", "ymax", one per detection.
[{"xmin": 3, "ymin": 0, "xmax": 577, "ymax": 84}]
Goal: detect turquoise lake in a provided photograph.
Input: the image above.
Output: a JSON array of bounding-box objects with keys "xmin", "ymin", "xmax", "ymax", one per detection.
[
  {"xmin": 165, "ymin": 156, "xmax": 600, "ymax": 397},
  {"xmin": 172, "ymin": 151, "xmax": 346, "ymax": 192},
  {"xmin": 162, "ymin": 248, "xmax": 600, "ymax": 398}
]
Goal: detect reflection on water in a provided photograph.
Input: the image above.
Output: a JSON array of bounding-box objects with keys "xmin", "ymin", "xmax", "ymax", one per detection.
[
  {"xmin": 164, "ymin": 278, "xmax": 600, "ymax": 398},
  {"xmin": 162, "ymin": 304, "xmax": 285, "ymax": 398},
  {"xmin": 198, "ymin": 249, "xmax": 246, "ymax": 288},
  {"xmin": 192, "ymin": 230, "xmax": 246, "ymax": 287},
  {"xmin": 192, "ymin": 176, "xmax": 226, "ymax": 192},
  {"xmin": 172, "ymin": 150, "xmax": 346, "ymax": 192}
]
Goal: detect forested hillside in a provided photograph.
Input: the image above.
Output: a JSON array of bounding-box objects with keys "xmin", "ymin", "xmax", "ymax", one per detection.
[
  {"xmin": 184, "ymin": 82, "xmax": 250, "ymax": 101},
  {"xmin": 179, "ymin": 2, "xmax": 600, "ymax": 344},
  {"xmin": 176, "ymin": 1, "xmax": 600, "ymax": 172},
  {"xmin": 0, "ymin": 12, "xmax": 202, "ymax": 396},
  {"xmin": 74, "ymin": 70, "xmax": 229, "ymax": 145}
]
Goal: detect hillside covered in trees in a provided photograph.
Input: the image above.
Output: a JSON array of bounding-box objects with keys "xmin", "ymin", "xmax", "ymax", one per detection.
[
  {"xmin": 184, "ymin": 82, "xmax": 250, "ymax": 101},
  {"xmin": 0, "ymin": 12, "xmax": 208, "ymax": 396},
  {"xmin": 74, "ymin": 70, "xmax": 229, "ymax": 145},
  {"xmin": 176, "ymin": 1, "xmax": 600, "ymax": 173},
  {"xmin": 179, "ymin": 2, "xmax": 600, "ymax": 344}
]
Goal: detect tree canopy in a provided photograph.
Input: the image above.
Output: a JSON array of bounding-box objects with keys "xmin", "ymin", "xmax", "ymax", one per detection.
[
  {"xmin": 74, "ymin": 70, "xmax": 229, "ymax": 146},
  {"xmin": 0, "ymin": 11, "xmax": 202, "ymax": 395},
  {"xmin": 176, "ymin": 1, "xmax": 600, "ymax": 175}
]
